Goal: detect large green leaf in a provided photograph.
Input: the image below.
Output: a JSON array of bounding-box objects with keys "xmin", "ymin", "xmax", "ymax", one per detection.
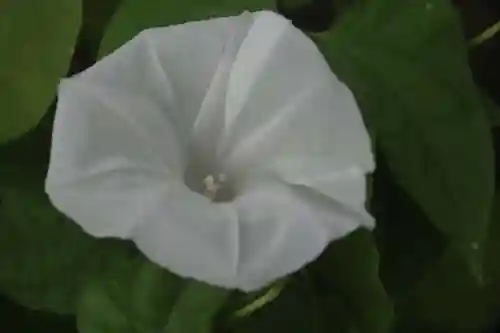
[
  {"xmin": 309, "ymin": 230, "xmax": 394, "ymax": 333},
  {"xmin": 481, "ymin": 92, "xmax": 500, "ymax": 128},
  {"xmin": 163, "ymin": 281, "xmax": 230, "ymax": 333},
  {"xmin": 0, "ymin": 0, "xmax": 81, "ymax": 143},
  {"xmin": 99, "ymin": 0, "xmax": 275, "ymax": 57},
  {"xmin": 394, "ymin": 195, "xmax": 500, "ymax": 331},
  {"xmin": 316, "ymin": 0, "xmax": 494, "ymax": 272},
  {"xmin": 0, "ymin": 185, "xmax": 96, "ymax": 314},
  {"xmin": 395, "ymin": 248, "xmax": 491, "ymax": 333},
  {"xmin": 372, "ymin": 154, "xmax": 447, "ymax": 299},
  {"xmin": 76, "ymin": 256, "xmax": 186, "ymax": 333},
  {"xmin": 78, "ymin": 0, "xmax": 124, "ymax": 62},
  {"xmin": 482, "ymin": 195, "xmax": 500, "ymax": 327}
]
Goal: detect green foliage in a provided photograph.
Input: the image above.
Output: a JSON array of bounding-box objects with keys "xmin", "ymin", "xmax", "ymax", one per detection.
[
  {"xmin": 316, "ymin": 0, "xmax": 494, "ymax": 275},
  {"xmin": 164, "ymin": 282, "xmax": 229, "ymax": 333},
  {"xmin": 0, "ymin": 185, "xmax": 95, "ymax": 314},
  {"xmin": 309, "ymin": 230, "xmax": 394, "ymax": 333},
  {"xmin": 481, "ymin": 93, "xmax": 500, "ymax": 127},
  {"xmin": 77, "ymin": 255, "xmax": 211, "ymax": 333},
  {"xmin": 395, "ymin": 248, "xmax": 492, "ymax": 333},
  {"xmin": 371, "ymin": 155, "xmax": 447, "ymax": 299},
  {"xmin": 0, "ymin": 120, "xmax": 92, "ymax": 314},
  {"xmin": 0, "ymin": 0, "xmax": 81, "ymax": 143}
]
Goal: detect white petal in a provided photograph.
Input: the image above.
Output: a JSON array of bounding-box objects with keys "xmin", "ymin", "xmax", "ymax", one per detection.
[
  {"xmin": 130, "ymin": 177, "xmax": 367, "ymax": 291},
  {"xmin": 131, "ymin": 183, "xmax": 240, "ymax": 287},
  {"xmin": 190, "ymin": 12, "xmax": 254, "ymax": 165},
  {"xmin": 46, "ymin": 78, "xmax": 182, "ymax": 238},
  {"xmin": 232, "ymin": 179, "xmax": 369, "ymax": 291},
  {"xmin": 77, "ymin": 14, "xmax": 250, "ymax": 146},
  {"xmin": 218, "ymin": 11, "xmax": 374, "ymax": 207},
  {"xmin": 46, "ymin": 14, "xmax": 251, "ymax": 239},
  {"xmin": 265, "ymin": 159, "xmax": 374, "ymax": 223}
]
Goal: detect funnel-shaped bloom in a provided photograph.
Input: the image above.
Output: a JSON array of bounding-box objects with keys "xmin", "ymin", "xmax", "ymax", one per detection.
[{"xmin": 46, "ymin": 11, "xmax": 374, "ymax": 291}]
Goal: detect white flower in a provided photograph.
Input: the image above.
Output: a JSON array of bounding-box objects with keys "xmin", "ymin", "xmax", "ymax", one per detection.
[{"xmin": 45, "ymin": 11, "xmax": 374, "ymax": 291}]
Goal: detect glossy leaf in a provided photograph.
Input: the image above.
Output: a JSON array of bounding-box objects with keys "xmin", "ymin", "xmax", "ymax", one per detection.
[
  {"xmin": 481, "ymin": 92, "xmax": 500, "ymax": 127},
  {"xmin": 164, "ymin": 281, "xmax": 230, "ymax": 333},
  {"xmin": 372, "ymin": 153, "xmax": 447, "ymax": 299},
  {"xmin": 0, "ymin": 0, "xmax": 81, "ymax": 143},
  {"xmin": 395, "ymin": 248, "xmax": 491, "ymax": 333},
  {"xmin": 77, "ymin": 256, "xmax": 185, "ymax": 333},
  {"xmin": 0, "ymin": 185, "xmax": 96, "ymax": 314},
  {"xmin": 316, "ymin": 0, "xmax": 494, "ymax": 271},
  {"xmin": 482, "ymin": 195, "xmax": 500, "ymax": 326},
  {"xmin": 309, "ymin": 230, "xmax": 394, "ymax": 333}
]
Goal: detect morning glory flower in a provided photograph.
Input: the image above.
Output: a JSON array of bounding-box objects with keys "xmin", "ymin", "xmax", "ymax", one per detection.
[{"xmin": 46, "ymin": 10, "xmax": 374, "ymax": 291}]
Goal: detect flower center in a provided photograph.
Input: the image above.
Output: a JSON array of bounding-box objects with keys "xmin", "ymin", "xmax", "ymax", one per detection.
[
  {"xmin": 183, "ymin": 158, "xmax": 236, "ymax": 202},
  {"xmin": 201, "ymin": 172, "xmax": 236, "ymax": 202},
  {"xmin": 203, "ymin": 174, "xmax": 227, "ymax": 200}
]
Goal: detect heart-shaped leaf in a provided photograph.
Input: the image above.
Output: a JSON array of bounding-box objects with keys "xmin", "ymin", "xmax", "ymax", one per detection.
[{"xmin": 0, "ymin": 0, "xmax": 81, "ymax": 143}]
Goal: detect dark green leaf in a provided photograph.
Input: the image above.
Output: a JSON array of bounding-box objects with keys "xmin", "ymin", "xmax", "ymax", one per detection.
[
  {"xmin": 372, "ymin": 153, "xmax": 447, "ymax": 299},
  {"xmin": 77, "ymin": 256, "xmax": 185, "ymax": 333},
  {"xmin": 309, "ymin": 229, "xmax": 394, "ymax": 333},
  {"xmin": 395, "ymin": 248, "xmax": 491, "ymax": 333},
  {"xmin": 79, "ymin": 0, "xmax": 124, "ymax": 60},
  {"xmin": 164, "ymin": 281, "xmax": 229, "ymax": 333},
  {"xmin": 481, "ymin": 92, "xmax": 500, "ymax": 128},
  {"xmin": 0, "ymin": 186, "xmax": 96, "ymax": 314},
  {"xmin": 482, "ymin": 195, "xmax": 500, "ymax": 325},
  {"xmin": 0, "ymin": 0, "xmax": 81, "ymax": 143},
  {"xmin": 99, "ymin": 0, "xmax": 275, "ymax": 57},
  {"xmin": 316, "ymin": 0, "xmax": 494, "ymax": 273}
]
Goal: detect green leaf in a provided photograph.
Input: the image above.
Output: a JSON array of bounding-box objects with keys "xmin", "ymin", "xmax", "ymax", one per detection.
[
  {"xmin": 482, "ymin": 195, "xmax": 500, "ymax": 323},
  {"xmin": 77, "ymin": 256, "xmax": 185, "ymax": 333},
  {"xmin": 164, "ymin": 281, "xmax": 230, "ymax": 333},
  {"xmin": 80, "ymin": 0, "xmax": 124, "ymax": 59},
  {"xmin": 99, "ymin": 0, "xmax": 275, "ymax": 57},
  {"xmin": 372, "ymin": 154, "xmax": 447, "ymax": 299},
  {"xmin": 0, "ymin": 0, "xmax": 81, "ymax": 143},
  {"xmin": 394, "ymin": 195, "xmax": 500, "ymax": 332},
  {"xmin": 0, "ymin": 185, "xmax": 96, "ymax": 314},
  {"xmin": 316, "ymin": 0, "xmax": 494, "ymax": 272},
  {"xmin": 309, "ymin": 230, "xmax": 394, "ymax": 333},
  {"xmin": 480, "ymin": 92, "xmax": 500, "ymax": 128},
  {"xmin": 395, "ymin": 248, "xmax": 491, "ymax": 333}
]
